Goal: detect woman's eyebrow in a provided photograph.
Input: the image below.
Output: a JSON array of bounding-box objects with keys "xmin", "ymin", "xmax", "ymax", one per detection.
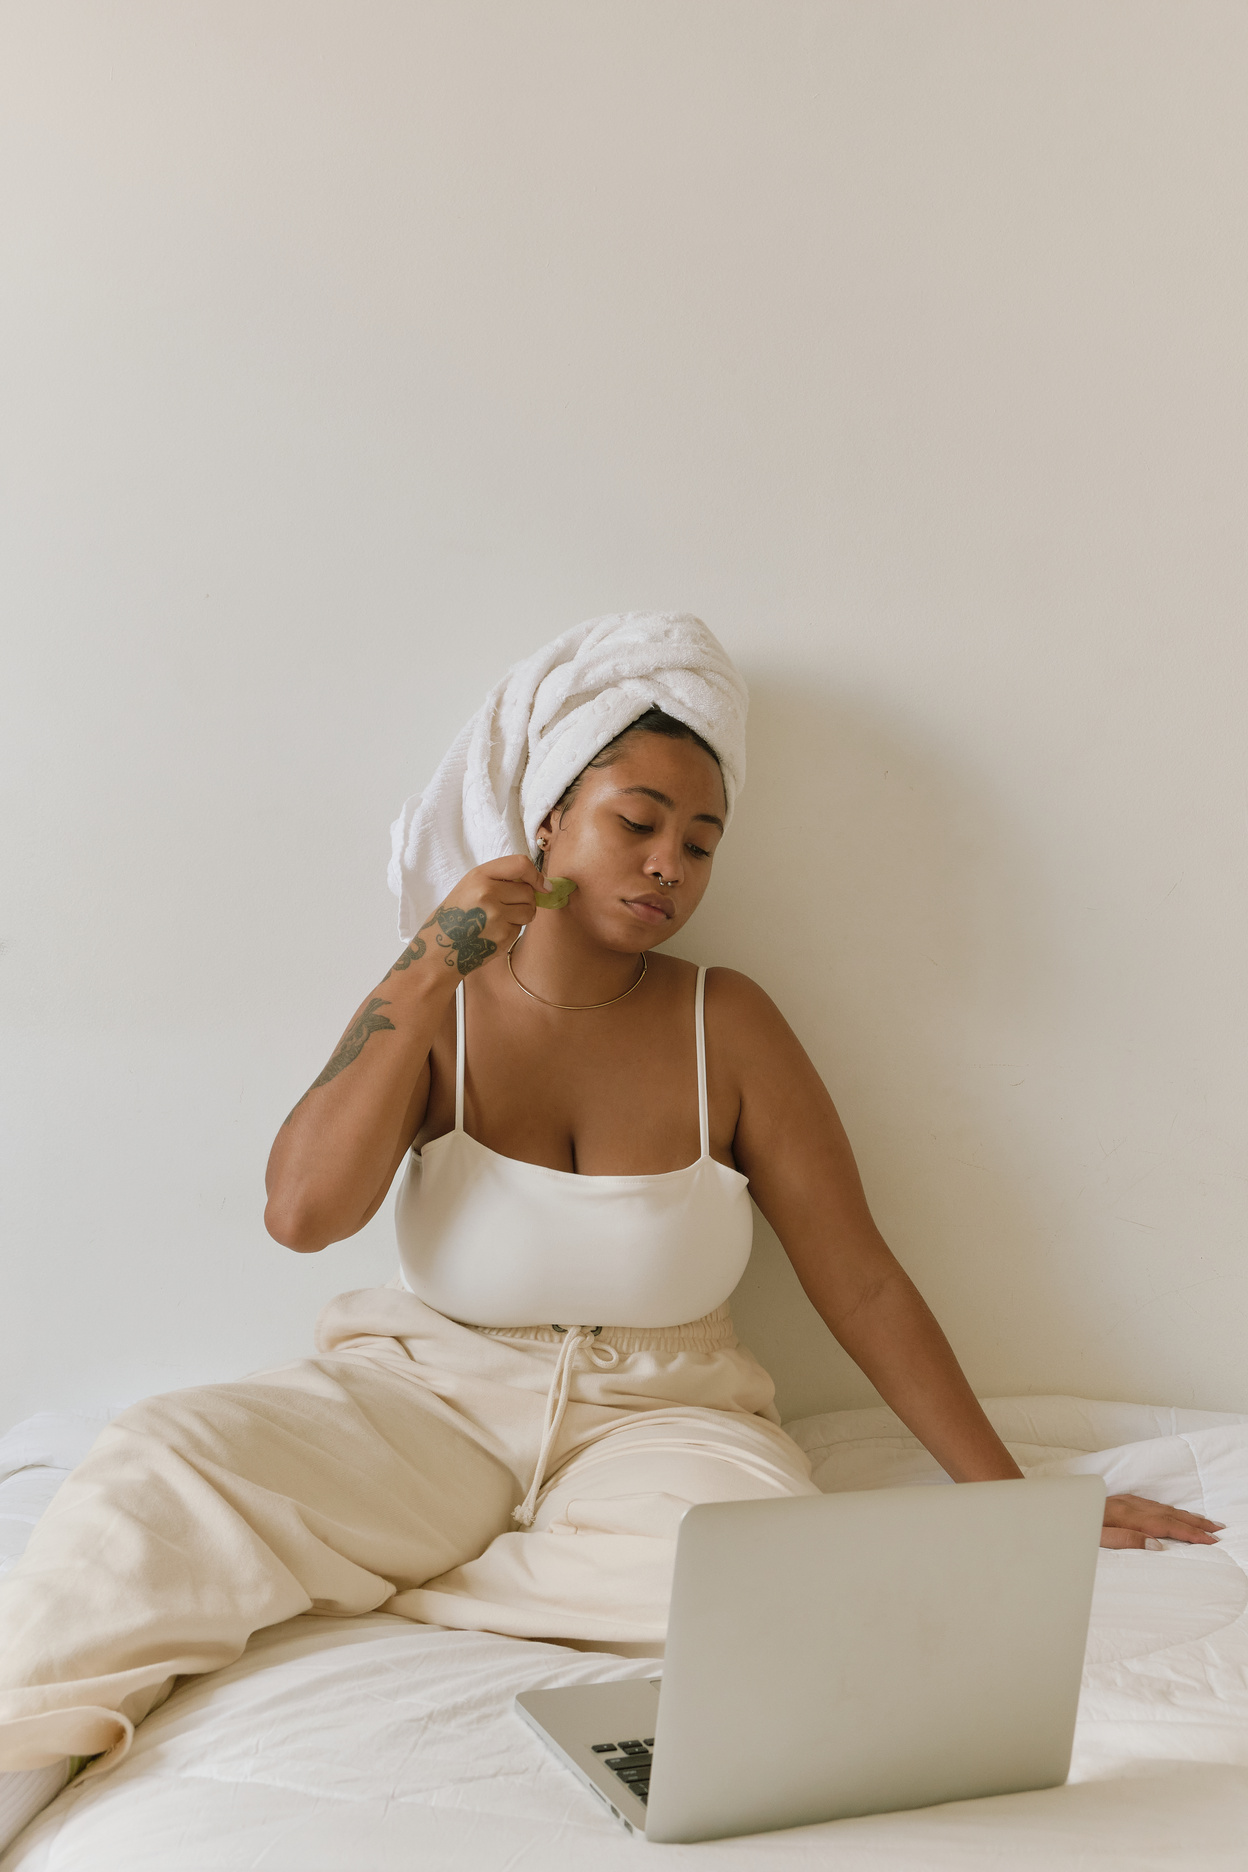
[{"xmin": 614, "ymin": 784, "xmax": 724, "ymax": 832}]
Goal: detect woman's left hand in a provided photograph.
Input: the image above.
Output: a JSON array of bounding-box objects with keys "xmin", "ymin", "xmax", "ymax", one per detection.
[{"xmin": 1100, "ymin": 1493, "xmax": 1225, "ymax": 1549}]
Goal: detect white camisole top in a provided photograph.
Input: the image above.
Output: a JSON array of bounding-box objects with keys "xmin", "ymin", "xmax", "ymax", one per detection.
[{"xmin": 395, "ymin": 965, "xmax": 754, "ymax": 1328}]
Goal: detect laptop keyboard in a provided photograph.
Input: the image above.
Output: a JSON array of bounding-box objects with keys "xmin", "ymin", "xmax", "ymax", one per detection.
[{"xmin": 590, "ymin": 1738, "xmax": 656, "ymax": 1805}]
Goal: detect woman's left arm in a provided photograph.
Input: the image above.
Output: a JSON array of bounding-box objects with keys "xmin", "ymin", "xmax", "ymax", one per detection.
[{"xmin": 714, "ymin": 971, "xmax": 1222, "ymax": 1549}]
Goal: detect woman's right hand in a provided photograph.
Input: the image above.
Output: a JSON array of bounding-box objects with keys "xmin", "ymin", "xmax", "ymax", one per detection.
[{"xmin": 407, "ymin": 855, "xmax": 545, "ymax": 977}]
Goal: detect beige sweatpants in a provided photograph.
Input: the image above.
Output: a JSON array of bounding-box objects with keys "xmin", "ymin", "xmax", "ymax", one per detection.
[{"xmin": 0, "ymin": 1285, "xmax": 816, "ymax": 1774}]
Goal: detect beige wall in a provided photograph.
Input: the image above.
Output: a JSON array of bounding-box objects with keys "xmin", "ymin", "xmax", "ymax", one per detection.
[{"xmin": 3, "ymin": 1, "xmax": 1246, "ymax": 1426}]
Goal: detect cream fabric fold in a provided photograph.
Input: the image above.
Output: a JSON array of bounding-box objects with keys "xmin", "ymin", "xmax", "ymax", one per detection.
[{"xmin": 0, "ymin": 1287, "xmax": 812, "ymax": 1774}]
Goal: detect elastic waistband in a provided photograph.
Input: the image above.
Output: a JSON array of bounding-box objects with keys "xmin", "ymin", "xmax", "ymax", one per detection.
[{"xmin": 474, "ymin": 1302, "xmax": 737, "ymax": 1356}]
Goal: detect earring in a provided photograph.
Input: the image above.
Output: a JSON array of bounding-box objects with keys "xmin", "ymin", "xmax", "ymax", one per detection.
[{"xmin": 536, "ymin": 835, "xmax": 549, "ymax": 851}]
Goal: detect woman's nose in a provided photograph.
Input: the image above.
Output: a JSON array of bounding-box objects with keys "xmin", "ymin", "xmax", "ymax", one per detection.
[{"xmin": 647, "ymin": 846, "xmax": 683, "ymax": 885}]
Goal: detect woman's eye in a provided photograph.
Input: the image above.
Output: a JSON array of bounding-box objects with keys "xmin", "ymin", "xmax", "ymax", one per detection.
[{"xmin": 618, "ymin": 816, "xmax": 710, "ymax": 858}]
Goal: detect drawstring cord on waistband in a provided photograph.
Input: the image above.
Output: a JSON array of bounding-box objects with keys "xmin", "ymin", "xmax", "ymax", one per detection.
[{"xmin": 512, "ymin": 1325, "xmax": 619, "ymax": 1528}]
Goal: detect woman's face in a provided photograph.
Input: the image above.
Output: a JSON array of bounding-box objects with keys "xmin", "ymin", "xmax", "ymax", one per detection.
[{"xmin": 539, "ymin": 734, "xmax": 727, "ymax": 953}]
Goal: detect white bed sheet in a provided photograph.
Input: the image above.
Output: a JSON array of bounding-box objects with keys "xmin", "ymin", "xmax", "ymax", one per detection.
[{"xmin": 2, "ymin": 1395, "xmax": 1247, "ymax": 1870}]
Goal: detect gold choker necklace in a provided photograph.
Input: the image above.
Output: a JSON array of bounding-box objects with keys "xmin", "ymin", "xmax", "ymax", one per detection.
[{"xmin": 506, "ymin": 937, "xmax": 647, "ymax": 1010}]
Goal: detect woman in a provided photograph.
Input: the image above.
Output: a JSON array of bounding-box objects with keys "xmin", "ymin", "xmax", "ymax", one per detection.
[{"xmin": 0, "ymin": 612, "xmax": 1220, "ymax": 1843}]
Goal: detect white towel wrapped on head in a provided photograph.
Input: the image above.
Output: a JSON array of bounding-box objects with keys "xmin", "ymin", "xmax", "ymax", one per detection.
[{"xmin": 388, "ymin": 612, "xmax": 748, "ymax": 940}]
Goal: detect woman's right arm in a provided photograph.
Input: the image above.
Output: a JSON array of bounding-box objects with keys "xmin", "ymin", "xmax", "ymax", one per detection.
[{"xmin": 263, "ymin": 856, "xmax": 542, "ymax": 1252}]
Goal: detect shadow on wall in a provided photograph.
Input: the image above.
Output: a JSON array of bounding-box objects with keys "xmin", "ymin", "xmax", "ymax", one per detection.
[{"xmin": 670, "ymin": 677, "xmax": 1052, "ymax": 1422}]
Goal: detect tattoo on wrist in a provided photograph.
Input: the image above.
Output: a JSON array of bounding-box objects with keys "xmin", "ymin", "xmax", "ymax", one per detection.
[
  {"xmin": 384, "ymin": 928, "xmax": 429, "ymax": 978},
  {"xmin": 382, "ymin": 905, "xmax": 493, "ymax": 981},
  {"xmin": 282, "ymin": 996, "xmax": 397, "ymax": 1125},
  {"xmin": 430, "ymin": 905, "xmax": 496, "ymax": 976}
]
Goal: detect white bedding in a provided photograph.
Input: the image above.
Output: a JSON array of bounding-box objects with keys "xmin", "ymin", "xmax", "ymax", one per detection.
[{"xmin": 2, "ymin": 1395, "xmax": 1247, "ymax": 1869}]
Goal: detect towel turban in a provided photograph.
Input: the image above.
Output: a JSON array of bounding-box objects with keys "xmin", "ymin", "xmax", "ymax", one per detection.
[{"xmin": 388, "ymin": 612, "xmax": 748, "ymax": 940}]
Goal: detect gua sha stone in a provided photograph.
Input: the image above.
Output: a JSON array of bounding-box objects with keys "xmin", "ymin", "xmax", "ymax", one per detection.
[{"xmin": 534, "ymin": 876, "xmax": 577, "ymax": 910}]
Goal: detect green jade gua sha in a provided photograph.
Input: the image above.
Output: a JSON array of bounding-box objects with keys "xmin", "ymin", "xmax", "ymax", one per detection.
[{"xmin": 534, "ymin": 876, "xmax": 577, "ymax": 910}]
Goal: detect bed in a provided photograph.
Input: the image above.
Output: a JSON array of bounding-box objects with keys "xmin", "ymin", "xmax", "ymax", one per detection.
[{"xmin": 2, "ymin": 1394, "xmax": 1247, "ymax": 1869}]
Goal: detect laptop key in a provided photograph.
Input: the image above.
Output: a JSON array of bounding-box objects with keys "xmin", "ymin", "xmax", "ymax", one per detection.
[{"xmin": 590, "ymin": 1743, "xmax": 617, "ymax": 1753}]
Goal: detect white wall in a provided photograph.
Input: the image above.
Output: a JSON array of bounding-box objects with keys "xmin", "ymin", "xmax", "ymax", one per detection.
[{"xmin": 3, "ymin": 1, "xmax": 1246, "ymax": 1428}]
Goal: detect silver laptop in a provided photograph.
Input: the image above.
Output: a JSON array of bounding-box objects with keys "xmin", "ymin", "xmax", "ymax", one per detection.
[{"xmin": 516, "ymin": 1474, "xmax": 1105, "ymax": 1843}]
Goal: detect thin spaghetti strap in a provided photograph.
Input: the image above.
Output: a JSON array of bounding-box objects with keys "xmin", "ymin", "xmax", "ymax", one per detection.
[
  {"xmin": 694, "ymin": 965, "xmax": 710, "ymax": 1159},
  {"xmin": 454, "ymin": 980, "xmax": 466, "ymax": 1132}
]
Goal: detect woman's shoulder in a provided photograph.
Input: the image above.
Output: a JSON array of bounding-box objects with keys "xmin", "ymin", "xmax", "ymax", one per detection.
[
  {"xmin": 653, "ymin": 953, "xmax": 773, "ymax": 996},
  {"xmin": 653, "ymin": 955, "xmax": 789, "ymax": 1030},
  {"xmin": 703, "ymin": 971, "xmax": 807, "ymax": 1109},
  {"xmin": 675, "ymin": 962, "xmax": 793, "ymax": 1044},
  {"xmin": 702, "ymin": 965, "xmax": 785, "ymax": 1021}
]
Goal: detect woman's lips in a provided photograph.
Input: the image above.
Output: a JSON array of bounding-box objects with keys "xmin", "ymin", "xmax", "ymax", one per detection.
[{"xmin": 624, "ymin": 896, "xmax": 674, "ymax": 923}]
